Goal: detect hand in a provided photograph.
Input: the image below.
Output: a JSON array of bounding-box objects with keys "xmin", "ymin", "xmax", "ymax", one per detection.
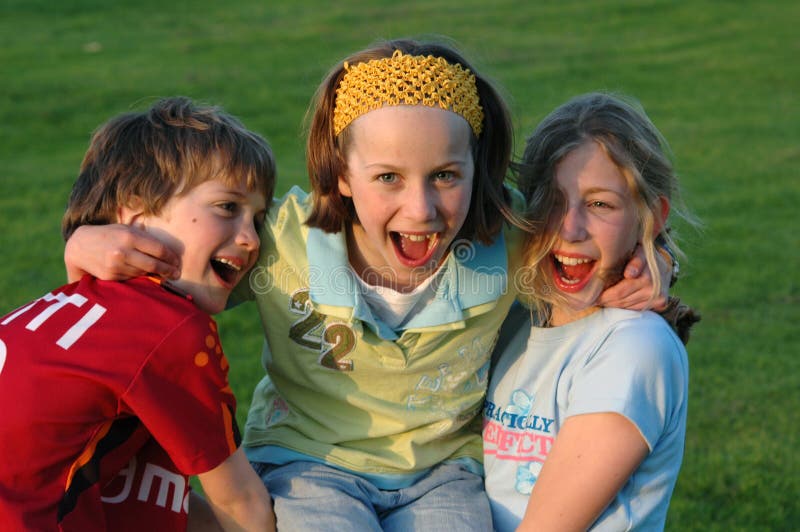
[
  {"xmin": 64, "ymin": 224, "xmax": 180, "ymax": 282},
  {"xmin": 595, "ymin": 244, "xmax": 670, "ymax": 311}
]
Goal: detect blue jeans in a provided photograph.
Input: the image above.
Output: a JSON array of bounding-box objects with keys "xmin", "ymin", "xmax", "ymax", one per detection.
[{"xmin": 253, "ymin": 460, "xmax": 493, "ymax": 531}]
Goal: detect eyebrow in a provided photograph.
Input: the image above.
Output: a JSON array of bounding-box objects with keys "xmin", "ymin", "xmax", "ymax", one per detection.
[
  {"xmin": 582, "ymin": 186, "xmax": 627, "ymax": 197},
  {"xmin": 363, "ymin": 158, "xmax": 470, "ymax": 170}
]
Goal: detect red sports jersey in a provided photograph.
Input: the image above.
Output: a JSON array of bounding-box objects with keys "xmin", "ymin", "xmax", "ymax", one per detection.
[
  {"xmin": 0, "ymin": 276, "xmax": 239, "ymax": 531},
  {"xmin": 99, "ymin": 439, "xmax": 191, "ymax": 531}
]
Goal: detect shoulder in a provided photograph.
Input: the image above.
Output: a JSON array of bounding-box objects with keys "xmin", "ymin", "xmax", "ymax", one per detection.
[
  {"xmin": 271, "ymin": 186, "xmax": 312, "ymax": 219},
  {"xmin": 494, "ymin": 302, "xmax": 533, "ymax": 352},
  {"xmin": 490, "ymin": 301, "xmax": 534, "ymax": 372},
  {"xmin": 594, "ymin": 308, "xmax": 688, "ymax": 379},
  {"xmin": 570, "ymin": 310, "xmax": 689, "ymax": 446},
  {"xmin": 263, "ymin": 185, "xmax": 314, "ymax": 241},
  {"xmin": 94, "ymin": 277, "xmax": 212, "ymax": 337},
  {"xmin": 603, "ymin": 309, "xmax": 686, "ymax": 354}
]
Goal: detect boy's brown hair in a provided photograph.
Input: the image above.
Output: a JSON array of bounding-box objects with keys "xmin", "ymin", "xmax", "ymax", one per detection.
[{"xmin": 62, "ymin": 97, "xmax": 276, "ymax": 240}]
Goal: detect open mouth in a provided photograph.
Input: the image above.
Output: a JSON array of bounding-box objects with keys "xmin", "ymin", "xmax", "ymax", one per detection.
[
  {"xmin": 552, "ymin": 253, "xmax": 596, "ymax": 291},
  {"xmin": 210, "ymin": 257, "xmax": 242, "ymax": 287},
  {"xmin": 391, "ymin": 232, "xmax": 439, "ymax": 267}
]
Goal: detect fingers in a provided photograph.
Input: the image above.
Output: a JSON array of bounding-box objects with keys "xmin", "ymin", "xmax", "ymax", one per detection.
[
  {"xmin": 648, "ymin": 294, "xmax": 669, "ymax": 312},
  {"xmin": 65, "ymin": 224, "xmax": 180, "ymax": 281},
  {"xmin": 96, "ymin": 248, "xmax": 166, "ymax": 280},
  {"xmin": 600, "ymin": 243, "xmax": 671, "ymax": 310},
  {"xmin": 597, "ymin": 275, "xmax": 657, "ymax": 310},
  {"xmin": 623, "ymin": 244, "xmax": 646, "ymax": 279},
  {"xmin": 117, "ymin": 248, "xmax": 180, "ymax": 280},
  {"xmin": 115, "ymin": 228, "xmax": 181, "ymax": 279}
]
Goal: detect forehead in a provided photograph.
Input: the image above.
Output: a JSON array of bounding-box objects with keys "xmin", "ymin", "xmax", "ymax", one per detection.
[
  {"xmin": 556, "ymin": 141, "xmax": 627, "ymax": 192},
  {"xmin": 180, "ymin": 175, "xmax": 265, "ymax": 205},
  {"xmin": 346, "ymin": 105, "xmax": 472, "ymax": 156}
]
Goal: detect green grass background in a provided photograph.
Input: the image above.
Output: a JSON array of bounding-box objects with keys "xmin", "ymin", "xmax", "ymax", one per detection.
[{"xmin": 1, "ymin": 1, "xmax": 797, "ymax": 529}]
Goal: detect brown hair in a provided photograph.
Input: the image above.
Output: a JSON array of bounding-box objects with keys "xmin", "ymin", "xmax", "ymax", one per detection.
[
  {"xmin": 62, "ymin": 96, "xmax": 276, "ymax": 239},
  {"xmin": 304, "ymin": 37, "xmax": 514, "ymax": 244}
]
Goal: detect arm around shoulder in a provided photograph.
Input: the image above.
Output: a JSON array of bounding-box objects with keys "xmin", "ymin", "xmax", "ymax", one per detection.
[
  {"xmin": 64, "ymin": 223, "xmax": 180, "ymax": 282},
  {"xmin": 197, "ymin": 447, "xmax": 275, "ymax": 531}
]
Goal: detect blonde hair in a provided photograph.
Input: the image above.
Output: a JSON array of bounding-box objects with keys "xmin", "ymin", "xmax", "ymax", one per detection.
[
  {"xmin": 514, "ymin": 92, "xmax": 699, "ymax": 320},
  {"xmin": 62, "ymin": 97, "xmax": 276, "ymax": 239}
]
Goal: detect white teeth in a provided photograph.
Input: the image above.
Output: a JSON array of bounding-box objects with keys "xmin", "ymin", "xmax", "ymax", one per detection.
[
  {"xmin": 399, "ymin": 233, "xmax": 434, "ymax": 242},
  {"xmin": 213, "ymin": 258, "xmax": 241, "ymax": 271},
  {"xmin": 555, "ymin": 254, "xmax": 591, "ymax": 266}
]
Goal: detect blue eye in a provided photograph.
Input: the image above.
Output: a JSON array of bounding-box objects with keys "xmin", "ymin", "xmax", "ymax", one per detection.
[
  {"xmin": 377, "ymin": 173, "xmax": 398, "ymax": 184},
  {"xmin": 432, "ymin": 171, "xmax": 457, "ymax": 183}
]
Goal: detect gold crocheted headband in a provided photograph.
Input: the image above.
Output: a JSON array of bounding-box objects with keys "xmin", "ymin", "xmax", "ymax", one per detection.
[{"xmin": 333, "ymin": 50, "xmax": 484, "ymax": 137}]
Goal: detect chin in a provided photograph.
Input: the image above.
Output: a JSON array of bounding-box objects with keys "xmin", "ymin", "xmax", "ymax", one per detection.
[
  {"xmin": 190, "ymin": 293, "xmax": 227, "ymax": 315},
  {"xmin": 562, "ymin": 285, "xmax": 603, "ymax": 311},
  {"xmin": 205, "ymin": 298, "xmax": 229, "ymax": 315}
]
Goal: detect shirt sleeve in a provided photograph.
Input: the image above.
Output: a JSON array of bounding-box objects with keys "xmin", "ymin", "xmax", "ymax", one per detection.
[
  {"xmin": 565, "ymin": 313, "xmax": 689, "ymax": 451},
  {"xmin": 120, "ymin": 313, "xmax": 240, "ymax": 475}
]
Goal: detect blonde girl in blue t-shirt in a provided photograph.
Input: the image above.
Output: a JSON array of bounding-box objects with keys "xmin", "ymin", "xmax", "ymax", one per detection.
[
  {"xmin": 484, "ymin": 92, "xmax": 700, "ymax": 531},
  {"xmin": 64, "ymin": 40, "xmax": 667, "ymax": 530}
]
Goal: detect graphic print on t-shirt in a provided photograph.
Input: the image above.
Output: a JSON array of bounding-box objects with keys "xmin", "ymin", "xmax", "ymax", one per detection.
[
  {"xmin": 287, "ymin": 288, "xmax": 356, "ymax": 371},
  {"xmin": 483, "ymin": 388, "xmax": 555, "ymax": 493}
]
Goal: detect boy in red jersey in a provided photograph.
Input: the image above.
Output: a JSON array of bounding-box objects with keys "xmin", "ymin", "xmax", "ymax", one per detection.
[{"xmin": 0, "ymin": 97, "xmax": 276, "ymax": 531}]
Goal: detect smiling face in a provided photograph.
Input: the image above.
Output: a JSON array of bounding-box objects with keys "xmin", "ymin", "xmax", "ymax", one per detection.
[
  {"xmin": 548, "ymin": 141, "xmax": 639, "ymax": 325},
  {"xmin": 338, "ymin": 105, "xmax": 475, "ymax": 292},
  {"xmin": 131, "ymin": 178, "xmax": 267, "ymax": 314}
]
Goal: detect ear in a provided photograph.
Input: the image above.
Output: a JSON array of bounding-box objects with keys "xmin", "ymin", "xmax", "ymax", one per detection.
[
  {"xmin": 652, "ymin": 196, "xmax": 671, "ymax": 235},
  {"xmin": 116, "ymin": 197, "xmax": 147, "ymax": 227},
  {"xmin": 338, "ymin": 175, "xmax": 353, "ymax": 198}
]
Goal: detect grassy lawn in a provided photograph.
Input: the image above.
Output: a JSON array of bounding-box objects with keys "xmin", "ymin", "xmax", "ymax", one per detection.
[{"xmin": 1, "ymin": 1, "xmax": 797, "ymax": 529}]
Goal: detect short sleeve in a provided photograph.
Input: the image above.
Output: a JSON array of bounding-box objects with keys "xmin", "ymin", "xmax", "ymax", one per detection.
[
  {"xmin": 121, "ymin": 313, "xmax": 240, "ymax": 474},
  {"xmin": 566, "ymin": 313, "xmax": 688, "ymax": 450}
]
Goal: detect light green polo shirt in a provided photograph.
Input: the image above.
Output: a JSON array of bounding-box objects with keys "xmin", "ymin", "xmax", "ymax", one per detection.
[{"xmin": 235, "ymin": 187, "xmax": 522, "ymax": 488}]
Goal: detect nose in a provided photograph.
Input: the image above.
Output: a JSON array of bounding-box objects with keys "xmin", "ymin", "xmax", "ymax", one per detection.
[
  {"xmin": 237, "ymin": 218, "xmax": 260, "ymax": 252},
  {"xmin": 559, "ymin": 204, "xmax": 587, "ymax": 242},
  {"xmin": 402, "ymin": 181, "xmax": 437, "ymax": 222}
]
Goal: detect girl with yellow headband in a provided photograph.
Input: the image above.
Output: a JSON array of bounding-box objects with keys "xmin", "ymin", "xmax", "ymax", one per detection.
[{"xmin": 64, "ymin": 39, "xmax": 668, "ymax": 529}]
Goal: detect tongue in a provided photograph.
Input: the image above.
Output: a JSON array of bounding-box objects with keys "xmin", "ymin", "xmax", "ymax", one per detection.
[
  {"xmin": 399, "ymin": 235, "xmax": 429, "ymax": 261},
  {"xmin": 561, "ymin": 261, "xmax": 593, "ymax": 281}
]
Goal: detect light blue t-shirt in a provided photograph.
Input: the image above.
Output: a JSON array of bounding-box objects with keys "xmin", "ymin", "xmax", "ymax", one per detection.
[{"xmin": 483, "ymin": 305, "xmax": 689, "ymax": 531}]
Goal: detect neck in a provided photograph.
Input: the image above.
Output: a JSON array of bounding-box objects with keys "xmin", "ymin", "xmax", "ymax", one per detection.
[{"xmin": 548, "ymin": 304, "xmax": 601, "ymax": 327}]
